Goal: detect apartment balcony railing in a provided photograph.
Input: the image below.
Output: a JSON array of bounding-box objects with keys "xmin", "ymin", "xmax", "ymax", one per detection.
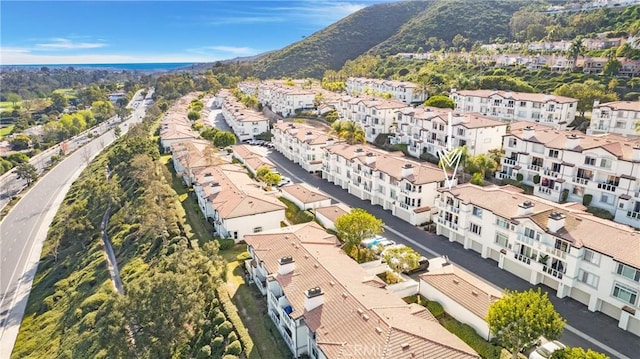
[
  {"xmin": 536, "ymin": 186, "xmax": 553, "ymax": 195},
  {"xmin": 573, "ymin": 177, "xmax": 590, "ymax": 186},
  {"xmin": 503, "ymin": 158, "xmax": 517, "ymax": 166},
  {"xmin": 543, "ymin": 266, "xmax": 564, "ymax": 279},
  {"xmin": 514, "ymin": 253, "xmax": 532, "ymax": 265},
  {"xmin": 596, "ymin": 182, "xmax": 618, "ymax": 192},
  {"xmin": 545, "ymin": 247, "xmax": 567, "ymax": 259},
  {"xmin": 517, "ymin": 234, "xmax": 536, "ymax": 246},
  {"xmin": 527, "ymin": 164, "xmax": 541, "ymax": 172},
  {"xmin": 399, "ymin": 202, "xmax": 409, "ymax": 210},
  {"xmin": 496, "ymin": 171, "xmax": 513, "ymax": 180},
  {"xmin": 436, "ymin": 217, "xmax": 459, "ymax": 231},
  {"xmin": 543, "ymin": 168, "xmax": 560, "ymax": 178},
  {"xmin": 627, "ymin": 211, "xmax": 640, "ymax": 220}
]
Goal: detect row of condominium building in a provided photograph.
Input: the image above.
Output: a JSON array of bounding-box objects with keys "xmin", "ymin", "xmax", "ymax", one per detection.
[{"xmin": 160, "ymin": 85, "xmax": 639, "ymax": 358}]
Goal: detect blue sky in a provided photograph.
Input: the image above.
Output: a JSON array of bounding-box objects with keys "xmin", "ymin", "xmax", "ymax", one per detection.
[{"xmin": 1, "ymin": 0, "xmax": 389, "ymax": 65}]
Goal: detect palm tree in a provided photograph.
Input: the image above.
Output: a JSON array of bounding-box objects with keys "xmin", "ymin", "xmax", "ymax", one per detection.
[
  {"xmin": 469, "ymin": 154, "xmax": 498, "ymax": 179},
  {"xmin": 330, "ymin": 120, "xmax": 365, "ymax": 144},
  {"xmin": 568, "ymin": 37, "xmax": 585, "ymax": 71}
]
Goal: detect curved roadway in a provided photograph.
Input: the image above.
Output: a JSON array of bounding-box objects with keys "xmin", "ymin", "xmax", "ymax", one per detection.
[{"xmin": 0, "ymin": 93, "xmax": 149, "ymax": 358}]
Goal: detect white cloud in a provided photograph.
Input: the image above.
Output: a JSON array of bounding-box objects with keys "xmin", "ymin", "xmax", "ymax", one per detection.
[
  {"xmin": 267, "ymin": 1, "xmax": 368, "ymax": 25},
  {"xmin": 35, "ymin": 37, "xmax": 107, "ymax": 50},
  {"xmin": 203, "ymin": 46, "xmax": 257, "ymax": 55}
]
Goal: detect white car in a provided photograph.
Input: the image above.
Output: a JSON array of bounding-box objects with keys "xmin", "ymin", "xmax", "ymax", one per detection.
[
  {"xmin": 277, "ymin": 177, "xmax": 292, "ymax": 187},
  {"xmin": 529, "ymin": 340, "xmax": 566, "ymax": 359}
]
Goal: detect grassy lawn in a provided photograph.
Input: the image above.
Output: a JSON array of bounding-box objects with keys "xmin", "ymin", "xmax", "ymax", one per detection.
[
  {"xmin": 161, "ymin": 154, "xmax": 214, "ymax": 247},
  {"xmin": 0, "ymin": 124, "xmax": 14, "ymax": 139},
  {"xmin": 52, "ymin": 88, "xmax": 77, "ymax": 98},
  {"xmin": 222, "ymin": 245, "xmax": 290, "ymax": 359}
]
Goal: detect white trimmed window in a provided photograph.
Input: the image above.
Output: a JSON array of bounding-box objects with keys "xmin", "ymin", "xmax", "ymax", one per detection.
[
  {"xmin": 616, "ymin": 263, "xmax": 640, "ymax": 283},
  {"xmin": 495, "ymin": 232, "xmax": 509, "ymax": 248},
  {"xmin": 470, "ymin": 223, "xmax": 482, "ymax": 236},
  {"xmin": 582, "ymin": 249, "xmax": 601, "ymax": 266},
  {"xmin": 577, "ymin": 270, "xmax": 599, "ymax": 288},
  {"xmin": 612, "ymin": 283, "xmax": 638, "ymax": 305},
  {"xmin": 472, "ymin": 206, "xmax": 483, "ymax": 217}
]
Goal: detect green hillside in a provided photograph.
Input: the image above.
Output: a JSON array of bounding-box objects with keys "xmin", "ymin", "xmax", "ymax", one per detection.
[
  {"xmin": 251, "ymin": 0, "xmax": 432, "ymax": 79},
  {"xmin": 370, "ymin": 0, "xmax": 528, "ymax": 55}
]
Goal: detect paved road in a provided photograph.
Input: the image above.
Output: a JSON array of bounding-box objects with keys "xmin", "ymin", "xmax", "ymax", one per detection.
[
  {"xmin": 264, "ymin": 149, "xmax": 637, "ymax": 359},
  {"xmin": 0, "ymin": 90, "xmax": 150, "ymax": 358}
]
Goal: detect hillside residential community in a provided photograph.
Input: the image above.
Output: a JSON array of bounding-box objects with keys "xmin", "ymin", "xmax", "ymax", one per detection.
[{"xmin": 4, "ymin": 1, "xmax": 640, "ymax": 358}]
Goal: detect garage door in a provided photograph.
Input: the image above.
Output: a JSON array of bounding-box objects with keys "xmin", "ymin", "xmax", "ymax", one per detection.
[
  {"xmin": 470, "ymin": 240, "xmax": 482, "ymax": 254},
  {"xmin": 627, "ymin": 316, "xmax": 640, "ymax": 336},
  {"xmin": 503, "ymin": 259, "xmax": 530, "ymax": 281},
  {"xmin": 570, "ymin": 287, "xmax": 590, "ymax": 306},
  {"xmin": 600, "ymin": 301, "xmax": 621, "ymax": 319},
  {"xmin": 489, "ymin": 248, "xmax": 500, "ymax": 262},
  {"xmin": 542, "ymin": 275, "xmax": 558, "ymax": 291}
]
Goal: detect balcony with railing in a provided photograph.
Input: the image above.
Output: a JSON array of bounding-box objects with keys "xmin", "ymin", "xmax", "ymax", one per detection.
[
  {"xmin": 543, "ymin": 266, "xmax": 564, "ymax": 279},
  {"xmin": 517, "ymin": 233, "xmax": 536, "ymax": 246},
  {"xmin": 543, "ymin": 168, "xmax": 560, "ymax": 178},
  {"xmin": 514, "ymin": 253, "xmax": 532, "ymax": 265},
  {"xmin": 527, "ymin": 164, "xmax": 541, "ymax": 172},
  {"xmin": 573, "ymin": 177, "xmax": 590, "ymax": 186},
  {"xmin": 496, "ymin": 171, "xmax": 514, "ymax": 180},
  {"xmin": 596, "ymin": 182, "xmax": 618, "ymax": 192},
  {"xmin": 627, "ymin": 211, "xmax": 640, "ymax": 220},
  {"xmin": 502, "ymin": 157, "xmax": 517, "ymax": 166},
  {"xmin": 436, "ymin": 217, "xmax": 459, "ymax": 231},
  {"xmin": 545, "ymin": 247, "xmax": 567, "ymax": 259}
]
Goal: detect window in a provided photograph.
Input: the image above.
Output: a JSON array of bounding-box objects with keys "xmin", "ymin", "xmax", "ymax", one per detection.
[
  {"xmin": 584, "ymin": 156, "xmax": 595, "ymax": 166},
  {"xmin": 495, "ymin": 232, "xmax": 509, "ymax": 248},
  {"xmin": 533, "ymin": 103, "xmax": 542, "ymax": 109},
  {"xmin": 469, "ymin": 223, "xmax": 482, "ymax": 236},
  {"xmin": 496, "ymin": 217, "xmax": 510, "ymax": 229},
  {"xmin": 508, "ymin": 138, "xmax": 517, "ymax": 147},
  {"xmin": 524, "ymin": 227, "xmax": 537, "ymax": 239},
  {"xmin": 578, "ymin": 270, "xmax": 599, "ymax": 288},
  {"xmin": 599, "ymin": 158, "xmax": 611, "ymax": 169},
  {"xmin": 548, "ymin": 149, "xmax": 559, "ymax": 158},
  {"xmin": 253, "ymin": 227, "xmax": 263, "ymax": 233},
  {"xmin": 612, "ymin": 283, "xmax": 638, "ymax": 305},
  {"xmin": 600, "ymin": 193, "xmax": 612, "ymax": 204},
  {"xmin": 519, "ymin": 101, "xmax": 527, "ymax": 107},
  {"xmin": 472, "ymin": 206, "xmax": 483, "ymax": 217},
  {"xmin": 616, "ymin": 263, "xmax": 640, "ymax": 282},
  {"xmin": 583, "ymin": 249, "xmax": 601, "ymax": 266}
]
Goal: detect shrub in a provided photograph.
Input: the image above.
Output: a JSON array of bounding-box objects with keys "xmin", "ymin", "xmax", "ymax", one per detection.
[
  {"xmin": 440, "ymin": 317, "xmax": 501, "ymax": 359},
  {"xmin": 225, "ymin": 340, "xmax": 242, "ymax": 356},
  {"xmin": 222, "ymin": 355, "xmax": 239, "ymax": 359},
  {"xmin": 533, "ymin": 174, "xmax": 541, "ymax": 185},
  {"xmin": 420, "ymin": 152, "xmax": 440, "ymax": 165},
  {"xmin": 227, "ymin": 331, "xmax": 238, "ymax": 343},
  {"xmin": 211, "ymin": 336, "xmax": 224, "ymax": 349},
  {"xmin": 516, "ymin": 173, "xmax": 524, "ymax": 182},
  {"xmin": 582, "ymin": 194, "xmax": 593, "ymax": 206},
  {"xmin": 470, "ymin": 172, "xmax": 485, "ymax": 186},
  {"xmin": 217, "ymin": 238, "xmax": 235, "ymax": 250},
  {"xmin": 236, "ymin": 251, "xmax": 251, "ymax": 262},
  {"xmin": 426, "ymin": 301, "xmax": 444, "ymax": 318},
  {"xmin": 216, "ymin": 321, "xmax": 233, "ymax": 336},
  {"xmin": 212, "ymin": 311, "xmax": 226, "ymax": 326},
  {"xmin": 561, "ymin": 189, "xmax": 569, "ymax": 203},
  {"xmin": 216, "ymin": 287, "xmax": 254, "ymax": 357},
  {"xmin": 198, "ymin": 345, "xmax": 212, "ymax": 359},
  {"xmin": 587, "ymin": 206, "xmax": 613, "ymax": 220}
]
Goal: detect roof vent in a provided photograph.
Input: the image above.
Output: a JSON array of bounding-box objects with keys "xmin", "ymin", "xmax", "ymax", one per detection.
[
  {"xmin": 375, "ymin": 327, "xmax": 383, "ymax": 334},
  {"xmin": 472, "ymin": 291, "xmax": 479, "ymax": 297},
  {"xmin": 453, "ymin": 279, "xmax": 460, "ymax": 284},
  {"xmin": 279, "ymin": 256, "xmax": 294, "ymax": 265},
  {"xmin": 362, "ymin": 314, "xmax": 370, "ymax": 321},
  {"xmin": 357, "ymin": 308, "xmax": 364, "ymax": 315},
  {"xmin": 401, "ymin": 343, "xmax": 410, "ymax": 350}
]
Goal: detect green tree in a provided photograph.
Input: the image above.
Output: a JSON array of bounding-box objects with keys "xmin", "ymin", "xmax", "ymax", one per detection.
[
  {"xmin": 213, "ymin": 131, "xmax": 236, "ymax": 148},
  {"xmin": 188, "ymin": 111, "xmax": 201, "ymax": 121},
  {"xmin": 487, "ymin": 288, "xmax": 566, "ymax": 359},
  {"xmin": 335, "ymin": 208, "xmax": 383, "ymax": 260},
  {"xmin": 50, "ymin": 92, "xmax": 68, "ymax": 112},
  {"xmin": 550, "ymin": 347, "xmax": 609, "ymax": 359},
  {"xmin": 114, "ymin": 126, "xmax": 122, "ymax": 138},
  {"xmin": 7, "ymin": 93, "xmax": 21, "ymax": 108},
  {"xmin": 468, "ymin": 153, "xmax": 497, "ymax": 178},
  {"xmin": 330, "ymin": 120, "xmax": 365, "ymax": 144},
  {"xmin": 91, "ymin": 100, "xmax": 115, "ymax": 123},
  {"xmin": 553, "ymin": 80, "xmax": 617, "ymax": 118},
  {"xmin": 603, "ymin": 58, "xmax": 621, "ymax": 76},
  {"xmin": 9, "ymin": 134, "xmax": 31, "ymax": 150},
  {"xmin": 15, "ymin": 162, "xmax": 38, "ymax": 185},
  {"xmin": 256, "ymin": 165, "xmax": 281, "ymax": 189},
  {"xmin": 568, "ymin": 38, "xmax": 585, "ymax": 71},
  {"xmin": 383, "ymin": 246, "xmax": 421, "ymax": 273},
  {"xmin": 424, "ymin": 95, "xmax": 455, "ymax": 109}
]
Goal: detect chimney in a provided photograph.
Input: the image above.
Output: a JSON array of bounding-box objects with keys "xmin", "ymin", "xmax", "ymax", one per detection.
[
  {"xmin": 304, "ymin": 287, "xmax": 324, "ymax": 311},
  {"xmin": 593, "ymin": 99, "xmax": 600, "ymax": 109},
  {"xmin": 278, "ymin": 256, "xmax": 295, "ymax": 275},
  {"xmin": 633, "ymin": 145, "xmax": 640, "ymax": 162},
  {"xmin": 402, "ymin": 162, "xmax": 414, "ymax": 178},
  {"xmin": 325, "ymin": 137, "xmax": 335, "ymax": 146},
  {"xmin": 354, "ymin": 147, "xmax": 365, "ymax": 156},
  {"xmin": 364, "ymin": 152, "xmax": 375, "ymax": 165},
  {"xmin": 517, "ymin": 201, "xmax": 535, "ymax": 216},
  {"xmin": 523, "ymin": 126, "xmax": 535, "ymax": 141},
  {"xmin": 566, "ymin": 134, "xmax": 581, "ymax": 150},
  {"xmin": 305, "ymin": 131, "xmax": 313, "ymax": 142},
  {"xmin": 547, "ymin": 211, "xmax": 566, "ymax": 233}
]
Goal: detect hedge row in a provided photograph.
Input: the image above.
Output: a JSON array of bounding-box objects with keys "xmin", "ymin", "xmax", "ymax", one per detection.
[
  {"xmin": 440, "ymin": 316, "xmax": 502, "ymax": 359},
  {"xmin": 216, "ymin": 285, "xmax": 258, "ymax": 359}
]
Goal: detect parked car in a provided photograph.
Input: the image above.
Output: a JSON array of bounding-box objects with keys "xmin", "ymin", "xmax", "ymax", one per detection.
[
  {"xmin": 529, "ymin": 341, "xmax": 566, "ymax": 359},
  {"xmin": 277, "ymin": 176, "xmax": 292, "ymax": 187},
  {"xmin": 403, "ymin": 256, "xmax": 430, "ymax": 275}
]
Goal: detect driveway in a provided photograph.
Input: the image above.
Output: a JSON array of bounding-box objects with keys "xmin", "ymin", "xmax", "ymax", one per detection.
[{"xmin": 263, "ymin": 149, "xmax": 635, "ymax": 359}]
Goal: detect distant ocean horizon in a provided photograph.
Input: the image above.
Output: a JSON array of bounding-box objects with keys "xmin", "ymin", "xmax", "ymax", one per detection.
[{"xmin": 2, "ymin": 62, "xmax": 197, "ymax": 71}]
